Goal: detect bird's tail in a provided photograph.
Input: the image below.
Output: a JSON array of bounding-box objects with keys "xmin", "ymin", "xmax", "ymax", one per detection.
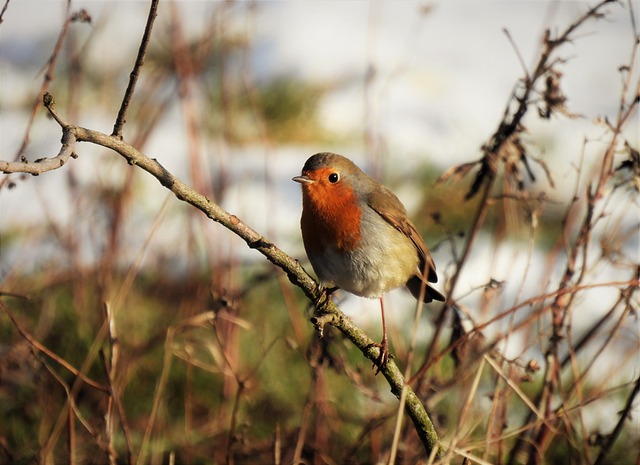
[{"xmin": 406, "ymin": 275, "xmax": 445, "ymax": 303}]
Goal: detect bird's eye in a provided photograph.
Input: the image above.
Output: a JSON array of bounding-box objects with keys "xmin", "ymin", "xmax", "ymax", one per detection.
[{"xmin": 328, "ymin": 172, "xmax": 339, "ymax": 183}]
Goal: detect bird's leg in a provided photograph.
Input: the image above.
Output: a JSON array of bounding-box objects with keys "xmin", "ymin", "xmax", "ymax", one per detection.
[{"xmin": 372, "ymin": 296, "xmax": 390, "ymax": 373}]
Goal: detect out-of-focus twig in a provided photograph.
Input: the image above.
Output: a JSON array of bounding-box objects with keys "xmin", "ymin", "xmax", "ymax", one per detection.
[
  {"xmin": 0, "ymin": 0, "xmax": 11, "ymax": 24},
  {"xmin": 0, "ymin": 300, "xmax": 108, "ymax": 393},
  {"xmin": 593, "ymin": 375, "xmax": 640, "ymax": 465}
]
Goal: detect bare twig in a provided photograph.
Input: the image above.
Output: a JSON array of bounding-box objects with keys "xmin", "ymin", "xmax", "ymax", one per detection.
[
  {"xmin": 0, "ymin": 126, "xmax": 77, "ymax": 175},
  {"xmin": 502, "ymin": 28, "xmax": 530, "ymax": 83},
  {"xmin": 0, "ymin": 0, "xmax": 10, "ymax": 24},
  {"xmin": 418, "ymin": 1, "xmax": 620, "ymax": 395},
  {"xmin": 111, "ymin": 0, "xmax": 159, "ymax": 138}
]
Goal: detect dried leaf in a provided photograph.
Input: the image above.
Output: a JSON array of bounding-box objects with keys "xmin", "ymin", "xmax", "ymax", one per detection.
[
  {"xmin": 465, "ymin": 160, "xmax": 490, "ymax": 200},
  {"xmin": 437, "ymin": 160, "xmax": 480, "ymax": 185}
]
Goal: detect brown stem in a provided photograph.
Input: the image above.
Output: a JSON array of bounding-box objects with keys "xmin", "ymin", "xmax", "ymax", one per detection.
[{"xmin": 111, "ymin": 0, "xmax": 159, "ymax": 138}]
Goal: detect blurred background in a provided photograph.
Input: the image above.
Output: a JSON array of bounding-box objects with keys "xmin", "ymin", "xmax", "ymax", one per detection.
[{"xmin": 0, "ymin": 1, "xmax": 638, "ymax": 464}]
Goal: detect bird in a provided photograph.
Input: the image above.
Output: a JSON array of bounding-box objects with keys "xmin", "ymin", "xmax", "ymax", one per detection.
[{"xmin": 293, "ymin": 152, "xmax": 445, "ymax": 370}]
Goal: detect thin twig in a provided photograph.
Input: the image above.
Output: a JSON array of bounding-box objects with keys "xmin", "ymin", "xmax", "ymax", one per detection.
[
  {"xmin": 593, "ymin": 375, "xmax": 640, "ymax": 465},
  {"xmin": 503, "ymin": 28, "xmax": 530, "ymax": 83},
  {"xmin": 111, "ymin": 0, "xmax": 159, "ymax": 138},
  {"xmin": 0, "ymin": 0, "xmax": 10, "ymax": 24}
]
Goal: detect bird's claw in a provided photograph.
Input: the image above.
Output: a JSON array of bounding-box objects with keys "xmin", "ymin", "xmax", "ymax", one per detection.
[
  {"xmin": 316, "ymin": 286, "xmax": 338, "ymax": 311},
  {"xmin": 370, "ymin": 338, "xmax": 391, "ymax": 375}
]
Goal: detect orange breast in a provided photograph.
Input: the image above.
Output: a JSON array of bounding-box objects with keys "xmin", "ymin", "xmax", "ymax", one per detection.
[{"xmin": 300, "ymin": 181, "xmax": 362, "ymax": 254}]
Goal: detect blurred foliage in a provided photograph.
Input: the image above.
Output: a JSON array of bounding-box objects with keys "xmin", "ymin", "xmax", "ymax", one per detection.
[
  {"xmin": 256, "ymin": 77, "xmax": 327, "ymax": 143},
  {"xmin": 2, "ymin": 263, "xmax": 637, "ymax": 463},
  {"xmin": 142, "ymin": 25, "xmax": 328, "ymax": 145},
  {"xmin": 1, "ymin": 266, "xmax": 415, "ymax": 463}
]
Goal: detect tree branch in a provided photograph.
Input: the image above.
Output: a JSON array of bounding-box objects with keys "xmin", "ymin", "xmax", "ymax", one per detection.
[
  {"xmin": 0, "ymin": 126, "xmax": 77, "ymax": 175},
  {"xmin": 111, "ymin": 0, "xmax": 159, "ymax": 139},
  {"xmin": 32, "ymin": 92, "xmax": 442, "ymax": 457}
]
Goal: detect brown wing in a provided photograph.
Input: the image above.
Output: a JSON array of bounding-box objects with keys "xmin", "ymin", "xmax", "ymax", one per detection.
[{"xmin": 367, "ymin": 188, "xmax": 439, "ymax": 285}]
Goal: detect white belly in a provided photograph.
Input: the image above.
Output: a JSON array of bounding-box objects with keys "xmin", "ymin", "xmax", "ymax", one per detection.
[{"xmin": 308, "ymin": 216, "xmax": 419, "ymax": 298}]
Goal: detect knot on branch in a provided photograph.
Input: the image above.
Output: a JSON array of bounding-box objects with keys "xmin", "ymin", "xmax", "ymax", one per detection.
[
  {"xmin": 310, "ymin": 312, "xmax": 337, "ymax": 338},
  {"xmin": 248, "ymin": 237, "xmax": 273, "ymax": 250},
  {"xmin": 151, "ymin": 158, "xmax": 175, "ymax": 188}
]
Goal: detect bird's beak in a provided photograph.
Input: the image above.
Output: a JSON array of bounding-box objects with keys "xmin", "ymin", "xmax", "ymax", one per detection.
[{"xmin": 292, "ymin": 175, "xmax": 314, "ymax": 185}]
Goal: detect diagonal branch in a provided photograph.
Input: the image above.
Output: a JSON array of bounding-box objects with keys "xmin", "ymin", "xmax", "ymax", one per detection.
[{"xmin": 37, "ymin": 92, "xmax": 442, "ymax": 457}]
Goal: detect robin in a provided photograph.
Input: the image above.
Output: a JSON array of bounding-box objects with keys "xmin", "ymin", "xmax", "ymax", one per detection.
[{"xmin": 293, "ymin": 152, "xmax": 445, "ymax": 370}]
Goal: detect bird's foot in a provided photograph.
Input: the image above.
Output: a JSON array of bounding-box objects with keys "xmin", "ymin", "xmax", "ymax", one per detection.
[
  {"xmin": 316, "ymin": 286, "xmax": 338, "ymax": 311},
  {"xmin": 370, "ymin": 337, "xmax": 390, "ymax": 375}
]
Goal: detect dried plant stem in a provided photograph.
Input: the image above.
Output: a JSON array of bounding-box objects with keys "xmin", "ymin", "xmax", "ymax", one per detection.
[
  {"xmin": 390, "ymin": 267, "xmax": 432, "ymax": 463},
  {"xmin": 441, "ymin": 357, "xmax": 486, "ymax": 464},
  {"xmin": 138, "ymin": 325, "xmax": 177, "ymax": 465},
  {"xmin": 101, "ymin": 302, "xmax": 135, "ymax": 465},
  {"xmin": 0, "ymin": 0, "xmax": 10, "ymax": 24},
  {"xmin": 169, "ymin": 1, "xmax": 209, "ymax": 197},
  {"xmin": 0, "ymin": 301, "xmax": 107, "ymax": 393},
  {"xmin": 414, "ymin": 176, "xmax": 495, "ymax": 384},
  {"xmin": 593, "ymin": 375, "xmax": 640, "ymax": 465}
]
